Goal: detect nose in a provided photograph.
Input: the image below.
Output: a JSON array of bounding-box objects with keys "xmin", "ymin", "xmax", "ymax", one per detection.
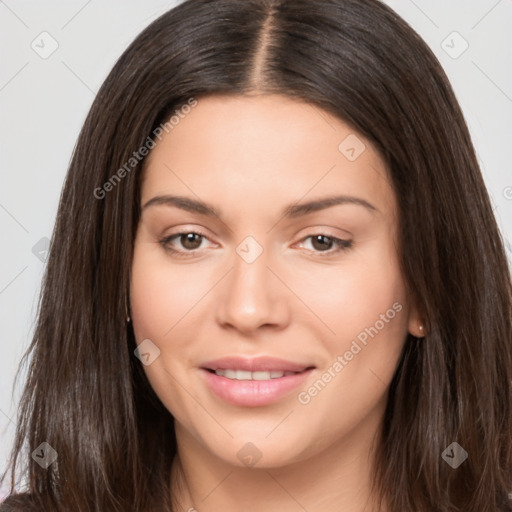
[{"xmin": 215, "ymin": 247, "xmax": 290, "ymax": 334}]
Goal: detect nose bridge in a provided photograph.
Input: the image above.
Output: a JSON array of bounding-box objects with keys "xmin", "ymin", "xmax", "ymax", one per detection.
[{"xmin": 215, "ymin": 236, "xmax": 287, "ymax": 331}]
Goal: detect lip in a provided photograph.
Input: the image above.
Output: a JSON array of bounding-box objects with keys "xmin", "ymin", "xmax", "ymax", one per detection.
[
  {"xmin": 200, "ymin": 356, "xmax": 315, "ymax": 407},
  {"xmin": 201, "ymin": 356, "xmax": 312, "ymax": 373}
]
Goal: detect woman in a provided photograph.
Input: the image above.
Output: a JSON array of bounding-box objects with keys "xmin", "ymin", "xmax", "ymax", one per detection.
[{"xmin": 1, "ymin": 0, "xmax": 511, "ymax": 510}]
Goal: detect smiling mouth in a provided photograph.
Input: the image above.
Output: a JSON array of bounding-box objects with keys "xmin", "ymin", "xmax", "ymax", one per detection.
[
  {"xmin": 201, "ymin": 366, "xmax": 315, "ymax": 407},
  {"xmin": 207, "ymin": 369, "xmax": 305, "ymax": 380}
]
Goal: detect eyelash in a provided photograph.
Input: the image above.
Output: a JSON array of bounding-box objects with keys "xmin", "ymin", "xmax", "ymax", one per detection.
[{"xmin": 159, "ymin": 231, "xmax": 353, "ymax": 258}]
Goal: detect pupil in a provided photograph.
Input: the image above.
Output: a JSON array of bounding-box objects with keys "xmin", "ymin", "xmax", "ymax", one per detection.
[
  {"xmin": 312, "ymin": 235, "xmax": 332, "ymax": 251},
  {"xmin": 182, "ymin": 233, "xmax": 201, "ymax": 249}
]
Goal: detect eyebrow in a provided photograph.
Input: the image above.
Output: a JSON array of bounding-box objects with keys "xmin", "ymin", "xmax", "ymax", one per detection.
[{"xmin": 142, "ymin": 194, "xmax": 379, "ymax": 218}]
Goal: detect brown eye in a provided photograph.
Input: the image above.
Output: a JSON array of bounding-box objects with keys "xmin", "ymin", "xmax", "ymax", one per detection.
[
  {"xmin": 299, "ymin": 234, "xmax": 353, "ymax": 256},
  {"xmin": 311, "ymin": 234, "xmax": 335, "ymax": 251},
  {"xmin": 159, "ymin": 231, "xmax": 211, "ymax": 256},
  {"xmin": 179, "ymin": 233, "xmax": 203, "ymax": 250}
]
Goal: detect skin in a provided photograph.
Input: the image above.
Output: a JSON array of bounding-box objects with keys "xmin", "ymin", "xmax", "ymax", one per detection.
[{"xmin": 130, "ymin": 94, "xmax": 424, "ymax": 512}]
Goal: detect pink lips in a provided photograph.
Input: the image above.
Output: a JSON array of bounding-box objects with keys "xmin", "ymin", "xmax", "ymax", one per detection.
[
  {"xmin": 202, "ymin": 356, "xmax": 311, "ymax": 373},
  {"xmin": 201, "ymin": 356, "xmax": 314, "ymax": 407}
]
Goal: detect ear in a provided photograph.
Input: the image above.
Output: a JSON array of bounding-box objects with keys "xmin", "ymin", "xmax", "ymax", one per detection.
[{"xmin": 407, "ymin": 297, "xmax": 427, "ymax": 338}]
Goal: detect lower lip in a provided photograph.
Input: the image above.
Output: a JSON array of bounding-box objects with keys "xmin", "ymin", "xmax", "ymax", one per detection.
[{"xmin": 201, "ymin": 368, "xmax": 314, "ymax": 407}]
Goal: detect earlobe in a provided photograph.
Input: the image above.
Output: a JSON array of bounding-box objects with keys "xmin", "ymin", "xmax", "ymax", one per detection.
[
  {"xmin": 407, "ymin": 301, "xmax": 427, "ymax": 338},
  {"xmin": 125, "ymin": 297, "xmax": 131, "ymax": 323},
  {"xmin": 409, "ymin": 321, "xmax": 426, "ymax": 338}
]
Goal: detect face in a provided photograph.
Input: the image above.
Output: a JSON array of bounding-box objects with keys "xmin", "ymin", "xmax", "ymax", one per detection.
[{"xmin": 130, "ymin": 94, "xmax": 422, "ymax": 469}]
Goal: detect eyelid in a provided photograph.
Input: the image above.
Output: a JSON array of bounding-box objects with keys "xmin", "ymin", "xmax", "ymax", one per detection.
[
  {"xmin": 160, "ymin": 228, "xmax": 215, "ymax": 249},
  {"xmin": 160, "ymin": 228, "xmax": 352, "ymax": 259},
  {"xmin": 294, "ymin": 233, "xmax": 353, "ymax": 256}
]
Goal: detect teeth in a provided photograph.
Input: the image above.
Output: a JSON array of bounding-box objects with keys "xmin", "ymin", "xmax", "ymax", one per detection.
[{"xmin": 214, "ymin": 369, "xmax": 298, "ymax": 380}]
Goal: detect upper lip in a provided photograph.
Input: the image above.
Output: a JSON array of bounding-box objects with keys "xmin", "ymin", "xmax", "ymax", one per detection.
[{"xmin": 201, "ymin": 356, "xmax": 314, "ymax": 373}]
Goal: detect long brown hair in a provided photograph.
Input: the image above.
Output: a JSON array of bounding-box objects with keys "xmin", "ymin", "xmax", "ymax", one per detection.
[{"xmin": 2, "ymin": 0, "xmax": 511, "ymax": 510}]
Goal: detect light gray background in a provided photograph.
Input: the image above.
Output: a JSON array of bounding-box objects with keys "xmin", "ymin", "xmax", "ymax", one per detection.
[{"xmin": 1, "ymin": 0, "xmax": 511, "ymax": 496}]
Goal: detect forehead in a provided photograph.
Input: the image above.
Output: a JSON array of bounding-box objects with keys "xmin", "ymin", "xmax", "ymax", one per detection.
[{"xmin": 141, "ymin": 94, "xmax": 395, "ymax": 221}]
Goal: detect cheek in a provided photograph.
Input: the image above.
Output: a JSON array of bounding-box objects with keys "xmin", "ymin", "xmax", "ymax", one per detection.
[
  {"xmin": 129, "ymin": 236, "xmax": 225, "ymax": 385},
  {"xmin": 129, "ymin": 240, "xmax": 206, "ymax": 421},
  {"xmin": 314, "ymin": 236, "xmax": 408, "ymax": 401},
  {"xmin": 290, "ymin": 235, "xmax": 408, "ymax": 348},
  {"xmin": 290, "ymin": 242, "xmax": 408, "ymax": 442},
  {"xmin": 129, "ymin": 240, "xmax": 209, "ymax": 341}
]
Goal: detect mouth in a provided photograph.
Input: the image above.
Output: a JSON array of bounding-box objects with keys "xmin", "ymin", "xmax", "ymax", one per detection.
[
  {"xmin": 201, "ymin": 355, "xmax": 313, "ymax": 374},
  {"xmin": 200, "ymin": 356, "xmax": 315, "ymax": 407},
  {"xmin": 205, "ymin": 368, "xmax": 303, "ymax": 380}
]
